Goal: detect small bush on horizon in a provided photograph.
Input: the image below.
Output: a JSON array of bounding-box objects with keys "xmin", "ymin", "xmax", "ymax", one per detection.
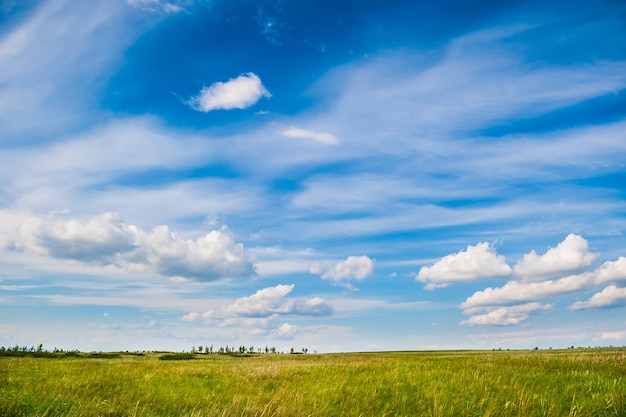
[{"xmin": 158, "ymin": 353, "xmax": 196, "ymax": 360}]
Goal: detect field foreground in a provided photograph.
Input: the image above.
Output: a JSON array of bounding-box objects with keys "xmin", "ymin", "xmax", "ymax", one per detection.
[{"xmin": 1, "ymin": 348, "xmax": 625, "ymax": 416}]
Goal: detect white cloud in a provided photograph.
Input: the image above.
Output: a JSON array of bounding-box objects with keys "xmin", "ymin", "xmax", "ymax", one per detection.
[
  {"xmin": 274, "ymin": 323, "xmax": 299, "ymax": 339},
  {"xmin": 281, "ymin": 128, "xmax": 339, "ymax": 145},
  {"xmin": 126, "ymin": 0, "xmax": 186, "ymax": 13},
  {"xmin": 15, "ymin": 212, "xmax": 139, "ymax": 261},
  {"xmin": 224, "ymin": 284, "xmax": 295, "ymax": 317},
  {"xmin": 461, "ymin": 273, "xmax": 595, "ymax": 311},
  {"xmin": 223, "ymin": 284, "xmax": 332, "ymax": 317},
  {"xmin": 416, "ymin": 242, "xmax": 511, "ymax": 289},
  {"xmin": 458, "ymin": 236, "xmax": 626, "ymax": 326},
  {"xmin": 594, "ymin": 257, "xmax": 626, "ymax": 284},
  {"xmin": 311, "ymin": 255, "xmax": 374, "ymax": 289},
  {"xmin": 292, "ymin": 297, "xmax": 333, "ymax": 316},
  {"xmin": 461, "ymin": 251, "xmax": 626, "ymax": 314},
  {"xmin": 596, "ymin": 330, "xmax": 626, "ymax": 340},
  {"xmin": 8, "ymin": 212, "xmax": 253, "ymax": 281},
  {"xmin": 513, "ymin": 234, "xmax": 597, "ymax": 281},
  {"xmin": 461, "ymin": 302, "xmax": 551, "ymax": 326},
  {"xmin": 569, "ymin": 285, "xmax": 626, "ymax": 311},
  {"xmin": 320, "ymin": 26, "xmax": 626, "ymax": 145},
  {"xmin": 183, "ymin": 284, "xmax": 332, "ymax": 323},
  {"xmin": 187, "ymin": 73, "xmax": 271, "ymax": 112},
  {"xmin": 181, "ymin": 311, "xmax": 212, "ymax": 321},
  {"xmin": 0, "ymin": 0, "xmax": 146, "ymax": 142},
  {"xmin": 136, "ymin": 225, "xmax": 253, "ymax": 280}
]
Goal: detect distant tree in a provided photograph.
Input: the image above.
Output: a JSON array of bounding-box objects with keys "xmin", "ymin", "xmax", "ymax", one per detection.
[
  {"xmin": 302, "ymin": 347, "xmax": 308, "ymax": 354},
  {"xmin": 248, "ymin": 346, "xmax": 255, "ymax": 354},
  {"xmin": 290, "ymin": 347, "xmax": 294, "ymax": 354},
  {"xmin": 204, "ymin": 346, "xmax": 210, "ymax": 354},
  {"xmin": 198, "ymin": 345, "xmax": 203, "ymax": 354}
]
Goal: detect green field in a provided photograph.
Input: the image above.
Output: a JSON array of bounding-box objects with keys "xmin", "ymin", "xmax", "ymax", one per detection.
[{"xmin": 1, "ymin": 348, "xmax": 625, "ymax": 416}]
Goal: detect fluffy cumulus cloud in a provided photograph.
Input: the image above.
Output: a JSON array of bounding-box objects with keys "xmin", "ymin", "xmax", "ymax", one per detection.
[
  {"xmin": 224, "ymin": 284, "xmax": 332, "ymax": 317},
  {"xmin": 569, "ymin": 285, "xmax": 626, "ymax": 311},
  {"xmin": 461, "ymin": 273, "xmax": 596, "ymax": 311},
  {"xmin": 6, "ymin": 212, "xmax": 253, "ymax": 281},
  {"xmin": 416, "ymin": 242, "xmax": 512, "ymax": 289},
  {"xmin": 182, "ymin": 284, "xmax": 332, "ymax": 338},
  {"xmin": 280, "ymin": 128, "xmax": 339, "ymax": 145},
  {"xmin": 274, "ymin": 323, "xmax": 299, "ymax": 339},
  {"xmin": 187, "ymin": 72, "xmax": 271, "ymax": 112},
  {"xmin": 594, "ymin": 257, "xmax": 626, "ymax": 284},
  {"xmin": 136, "ymin": 225, "xmax": 253, "ymax": 280},
  {"xmin": 311, "ymin": 255, "xmax": 374, "ymax": 289},
  {"xmin": 223, "ymin": 284, "xmax": 295, "ymax": 317},
  {"xmin": 513, "ymin": 234, "xmax": 597, "ymax": 281},
  {"xmin": 461, "ymin": 302, "xmax": 551, "ymax": 327},
  {"xmin": 14, "ymin": 212, "xmax": 138, "ymax": 262},
  {"xmin": 419, "ymin": 235, "xmax": 626, "ymax": 326}
]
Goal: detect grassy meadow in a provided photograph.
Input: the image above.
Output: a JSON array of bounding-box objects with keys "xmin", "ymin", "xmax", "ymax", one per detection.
[{"xmin": 1, "ymin": 348, "xmax": 625, "ymax": 416}]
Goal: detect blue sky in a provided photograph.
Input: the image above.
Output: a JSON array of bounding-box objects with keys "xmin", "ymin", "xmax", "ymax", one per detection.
[{"xmin": 1, "ymin": 0, "xmax": 625, "ymax": 353}]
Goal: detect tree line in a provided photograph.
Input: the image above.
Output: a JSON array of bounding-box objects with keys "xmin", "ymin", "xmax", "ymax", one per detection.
[
  {"xmin": 0, "ymin": 344, "xmax": 312, "ymax": 357},
  {"xmin": 191, "ymin": 345, "xmax": 310, "ymax": 355}
]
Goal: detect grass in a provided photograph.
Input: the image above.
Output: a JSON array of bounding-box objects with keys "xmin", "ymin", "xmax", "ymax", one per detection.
[{"xmin": 0, "ymin": 348, "xmax": 625, "ymax": 416}]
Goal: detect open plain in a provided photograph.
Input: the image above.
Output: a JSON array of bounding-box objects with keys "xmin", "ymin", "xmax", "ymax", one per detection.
[{"xmin": 1, "ymin": 348, "xmax": 625, "ymax": 416}]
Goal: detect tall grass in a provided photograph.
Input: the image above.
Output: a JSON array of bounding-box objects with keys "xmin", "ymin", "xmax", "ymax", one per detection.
[{"xmin": 1, "ymin": 348, "xmax": 624, "ymax": 416}]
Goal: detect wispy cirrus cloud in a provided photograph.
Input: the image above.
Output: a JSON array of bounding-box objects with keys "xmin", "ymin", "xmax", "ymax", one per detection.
[
  {"xmin": 319, "ymin": 26, "xmax": 626, "ymax": 146},
  {"xmin": 126, "ymin": 0, "xmax": 188, "ymax": 14},
  {"xmin": 0, "ymin": 0, "xmax": 148, "ymax": 143},
  {"xmin": 187, "ymin": 72, "xmax": 271, "ymax": 112}
]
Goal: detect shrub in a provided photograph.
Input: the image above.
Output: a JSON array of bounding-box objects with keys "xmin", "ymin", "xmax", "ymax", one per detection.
[{"xmin": 159, "ymin": 353, "xmax": 196, "ymax": 361}]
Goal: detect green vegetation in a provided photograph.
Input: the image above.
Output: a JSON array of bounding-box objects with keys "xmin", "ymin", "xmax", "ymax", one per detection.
[
  {"xmin": 158, "ymin": 353, "xmax": 197, "ymax": 361},
  {"xmin": 1, "ymin": 348, "xmax": 625, "ymax": 416}
]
